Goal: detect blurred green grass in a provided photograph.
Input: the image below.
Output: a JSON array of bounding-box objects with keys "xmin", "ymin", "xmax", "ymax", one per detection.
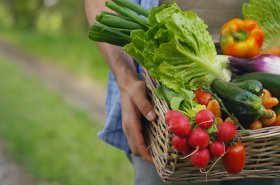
[
  {"xmin": 0, "ymin": 56, "xmax": 133, "ymax": 185},
  {"xmin": 0, "ymin": 28, "xmax": 109, "ymax": 84}
]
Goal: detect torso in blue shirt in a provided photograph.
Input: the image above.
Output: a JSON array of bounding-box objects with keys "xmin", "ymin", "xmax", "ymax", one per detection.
[{"xmin": 98, "ymin": 0, "xmax": 159, "ymax": 153}]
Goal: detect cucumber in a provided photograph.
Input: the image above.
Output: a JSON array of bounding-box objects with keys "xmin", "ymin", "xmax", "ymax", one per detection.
[
  {"xmin": 232, "ymin": 72, "xmax": 280, "ymax": 98},
  {"xmin": 232, "ymin": 80, "xmax": 263, "ymax": 96},
  {"xmin": 211, "ymin": 79, "xmax": 267, "ymax": 127}
]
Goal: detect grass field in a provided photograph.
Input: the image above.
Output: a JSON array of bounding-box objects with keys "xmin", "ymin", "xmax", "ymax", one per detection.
[
  {"xmin": 0, "ymin": 56, "xmax": 133, "ymax": 185},
  {"xmin": 0, "ymin": 28, "xmax": 109, "ymax": 84}
]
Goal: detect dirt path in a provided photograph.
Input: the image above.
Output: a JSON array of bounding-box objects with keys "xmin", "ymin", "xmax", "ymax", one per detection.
[
  {"xmin": 0, "ymin": 39, "xmax": 106, "ymax": 123},
  {"xmin": 0, "ymin": 140, "xmax": 51, "ymax": 185},
  {"xmin": 0, "ymin": 39, "xmax": 107, "ymax": 185}
]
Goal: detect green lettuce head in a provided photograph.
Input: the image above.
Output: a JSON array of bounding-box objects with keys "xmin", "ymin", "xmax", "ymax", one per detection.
[{"xmin": 124, "ymin": 3, "xmax": 231, "ymax": 94}]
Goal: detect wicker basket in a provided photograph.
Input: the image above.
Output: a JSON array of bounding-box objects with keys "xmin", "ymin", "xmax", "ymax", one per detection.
[{"xmin": 142, "ymin": 68, "xmax": 280, "ymax": 183}]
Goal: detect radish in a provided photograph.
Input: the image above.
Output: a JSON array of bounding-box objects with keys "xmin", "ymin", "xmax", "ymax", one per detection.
[
  {"xmin": 195, "ymin": 109, "xmax": 215, "ymax": 129},
  {"xmin": 165, "ymin": 110, "xmax": 183, "ymax": 125},
  {"xmin": 209, "ymin": 141, "xmax": 225, "ymax": 157},
  {"xmin": 217, "ymin": 122, "xmax": 237, "ymax": 142},
  {"xmin": 188, "ymin": 128, "xmax": 209, "ymax": 149},
  {"xmin": 168, "ymin": 115, "xmax": 191, "ymax": 137},
  {"xmin": 172, "ymin": 135, "xmax": 189, "ymax": 153},
  {"xmin": 191, "ymin": 148, "xmax": 210, "ymax": 168}
]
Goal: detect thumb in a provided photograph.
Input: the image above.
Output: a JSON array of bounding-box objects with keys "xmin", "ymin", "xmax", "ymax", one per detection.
[{"xmin": 133, "ymin": 93, "xmax": 157, "ymax": 122}]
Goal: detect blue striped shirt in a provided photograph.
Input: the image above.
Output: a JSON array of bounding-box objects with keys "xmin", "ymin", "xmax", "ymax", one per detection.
[{"xmin": 97, "ymin": 0, "xmax": 159, "ymax": 153}]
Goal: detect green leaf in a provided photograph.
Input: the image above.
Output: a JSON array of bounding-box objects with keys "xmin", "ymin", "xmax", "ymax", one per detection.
[
  {"xmin": 154, "ymin": 85, "xmax": 206, "ymax": 125},
  {"xmin": 170, "ymin": 96, "xmax": 184, "ymax": 110},
  {"xmin": 124, "ymin": 3, "xmax": 230, "ymax": 93},
  {"xmin": 154, "ymin": 85, "xmax": 177, "ymax": 103},
  {"xmin": 243, "ymin": 0, "xmax": 280, "ymax": 50}
]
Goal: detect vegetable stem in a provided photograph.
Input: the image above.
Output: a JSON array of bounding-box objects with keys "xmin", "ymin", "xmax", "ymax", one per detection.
[
  {"xmin": 88, "ymin": 23, "xmax": 131, "ymax": 46},
  {"xmin": 105, "ymin": 1, "xmax": 150, "ymax": 27},
  {"xmin": 99, "ymin": 11, "xmax": 130, "ymax": 20},
  {"xmin": 112, "ymin": 0, "xmax": 149, "ymax": 17},
  {"xmin": 183, "ymin": 52, "xmax": 227, "ymax": 82},
  {"xmin": 96, "ymin": 12, "xmax": 146, "ymax": 30},
  {"xmin": 202, "ymin": 86, "xmax": 247, "ymax": 132},
  {"xmin": 231, "ymin": 29, "xmax": 248, "ymax": 42}
]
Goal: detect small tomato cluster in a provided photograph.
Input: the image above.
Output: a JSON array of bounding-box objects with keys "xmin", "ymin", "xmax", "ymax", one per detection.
[{"xmin": 165, "ymin": 109, "xmax": 239, "ymax": 171}]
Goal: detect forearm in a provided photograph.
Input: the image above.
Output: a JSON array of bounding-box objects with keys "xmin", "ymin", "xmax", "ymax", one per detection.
[
  {"xmin": 84, "ymin": 0, "xmax": 138, "ymax": 91},
  {"xmin": 85, "ymin": 1, "xmax": 155, "ymax": 162},
  {"xmin": 97, "ymin": 43, "xmax": 138, "ymax": 91}
]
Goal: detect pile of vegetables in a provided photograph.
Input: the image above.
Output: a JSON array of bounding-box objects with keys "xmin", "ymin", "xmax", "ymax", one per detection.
[
  {"xmin": 89, "ymin": 0, "xmax": 280, "ymax": 175},
  {"xmin": 165, "ymin": 109, "xmax": 245, "ymax": 173}
]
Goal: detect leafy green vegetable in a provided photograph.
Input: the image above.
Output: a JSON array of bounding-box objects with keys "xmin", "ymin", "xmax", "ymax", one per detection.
[
  {"xmin": 89, "ymin": 1, "xmax": 232, "ymax": 122},
  {"xmin": 124, "ymin": 3, "xmax": 230, "ymax": 93},
  {"xmin": 105, "ymin": 1, "xmax": 149, "ymax": 27},
  {"xmin": 88, "ymin": 23, "xmax": 131, "ymax": 47},
  {"xmin": 170, "ymin": 97, "xmax": 184, "ymax": 110},
  {"xmin": 243, "ymin": 0, "xmax": 280, "ymax": 50},
  {"xmin": 96, "ymin": 11, "xmax": 146, "ymax": 31},
  {"xmin": 155, "ymin": 85, "xmax": 205, "ymax": 124}
]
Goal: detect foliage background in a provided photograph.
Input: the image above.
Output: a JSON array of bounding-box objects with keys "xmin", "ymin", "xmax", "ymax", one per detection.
[
  {"xmin": 1, "ymin": 0, "xmax": 88, "ymax": 34},
  {"xmin": 0, "ymin": 1, "xmax": 133, "ymax": 185}
]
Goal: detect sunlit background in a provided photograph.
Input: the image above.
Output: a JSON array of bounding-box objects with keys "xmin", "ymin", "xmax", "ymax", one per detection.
[{"xmin": 0, "ymin": 0, "xmax": 133, "ymax": 185}]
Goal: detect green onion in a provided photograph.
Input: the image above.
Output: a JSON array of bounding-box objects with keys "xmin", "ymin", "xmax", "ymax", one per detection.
[
  {"xmin": 112, "ymin": 0, "xmax": 149, "ymax": 17},
  {"xmin": 105, "ymin": 1, "xmax": 149, "ymax": 27},
  {"xmin": 89, "ymin": 0, "xmax": 151, "ymax": 46},
  {"xmin": 88, "ymin": 23, "xmax": 131, "ymax": 47},
  {"xmin": 99, "ymin": 11, "xmax": 133, "ymax": 21},
  {"xmin": 96, "ymin": 11, "xmax": 146, "ymax": 30}
]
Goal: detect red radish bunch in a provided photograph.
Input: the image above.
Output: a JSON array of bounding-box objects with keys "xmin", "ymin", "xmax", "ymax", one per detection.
[
  {"xmin": 191, "ymin": 148, "xmax": 210, "ymax": 168},
  {"xmin": 165, "ymin": 110, "xmax": 191, "ymax": 154},
  {"xmin": 168, "ymin": 116, "xmax": 191, "ymax": 137},
  {"xmin": 217, "ymin": 122, "xmax": 237, "ymax": 142},
  {"xmin": 188, "ymin": 128, "xmax": 209, "ymax": 149},
  {"xmin": 195, "ymin": 109, "xmax": 215, "ymax": 129},
  {"xmin": 209, "ymin": 141, "xmax": 225, "ymax": 157},
  {"xmin": 165, "ymin": 109, "xmax": 238, "ymax": 171},
  {"xmin": 172, "ymin": 135, "xmax": 190, "ymax": 155},
  {"xmin": 165, "ymin": 110, "xmax": 183, "ymax": 124}
]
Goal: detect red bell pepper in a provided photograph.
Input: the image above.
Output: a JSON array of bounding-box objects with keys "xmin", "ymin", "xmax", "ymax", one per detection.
[{"xmin": 220, "ymin": 18, "xmax": 264, "ymax": 58}]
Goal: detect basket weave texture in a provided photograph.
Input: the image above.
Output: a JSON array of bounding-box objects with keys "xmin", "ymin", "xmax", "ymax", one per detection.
[{"xmin": 142, "ymin": 68, "xmax": 280, "ymax": 183}]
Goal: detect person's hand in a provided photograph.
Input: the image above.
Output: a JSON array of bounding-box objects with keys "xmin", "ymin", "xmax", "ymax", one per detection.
[
  {"xmin": 120, "ymin": 80, "xmax": 157, "ymax": 163},
  {"xmin": 84, "ymin": 0, "xmax": 157, "ymax": 164}
]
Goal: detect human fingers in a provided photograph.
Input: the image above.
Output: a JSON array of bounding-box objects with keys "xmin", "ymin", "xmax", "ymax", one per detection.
[
  {"xmin": 128, "ymin": 81, "xmax": 157, "ymax": 122},
  {"xmin": 121, "ymin": 93, "xmax": 153, "ymax": 163}
]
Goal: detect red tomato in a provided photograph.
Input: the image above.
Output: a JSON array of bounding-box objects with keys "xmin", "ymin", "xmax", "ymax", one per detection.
[
  {"xmin": 194, "ymin": 89, "xmax": 212, "ymax": 106},
  {"xmin": 222, "ymin": 142, "xmax": 246, "ymax": 174}
]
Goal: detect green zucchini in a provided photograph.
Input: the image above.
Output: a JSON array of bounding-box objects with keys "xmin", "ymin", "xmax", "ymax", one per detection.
[
  {"xmin": 273, "ymin": 104, "xmax": 280, "ymax": 116},
  {"xmin": 211, "ymin": 79, "xmax": 267, "ymax": 127},
  {"xmin": 232, "ymin": 72, "xmax": 280, "ymax": 98},
  {"xmin": 232, "ymin": 80, "xmax": 263, "ymax": 96}
]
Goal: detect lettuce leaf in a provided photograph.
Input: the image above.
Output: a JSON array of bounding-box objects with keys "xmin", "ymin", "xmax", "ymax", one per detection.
[
  {"xmin": 124, "ymin": 3, "xmax": 230, "ymax": 93},
  {"xmin": 155, "ymin": 85, "xmax": 205, "ymax": 125},
  {"xmin": 243, "ymin": 0, "xmax": 280, "ymax": 50}
]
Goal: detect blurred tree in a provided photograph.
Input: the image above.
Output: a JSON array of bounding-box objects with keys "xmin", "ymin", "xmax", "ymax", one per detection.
[
  {"xmin": 4, "ymin": 0, "xmax": 44, "ymax": 29},
  {"xmin": 1, "ymin": 0, "xmax": 88, "ymax": 34},
  {"xmin": 57, "ymin": 0, "xmax": 88, "ymax": 33}
]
